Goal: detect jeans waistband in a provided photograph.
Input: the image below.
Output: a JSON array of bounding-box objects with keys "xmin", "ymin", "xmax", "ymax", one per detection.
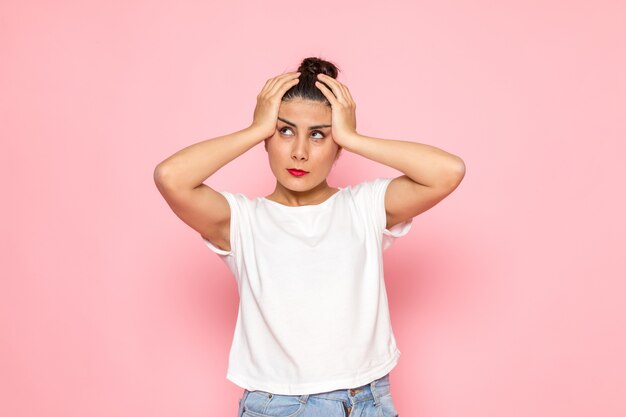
[{"xmin": 245, "ymin": 373, "xmax": 391, "ymax": 406}]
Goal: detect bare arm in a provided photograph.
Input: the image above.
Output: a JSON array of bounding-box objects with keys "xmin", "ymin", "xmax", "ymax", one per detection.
[
  {"xmin": 153, "ymin": 71, "xmax": 301, "ymax": 251},
  {"xmin": 342, "ymin": 135, "xmax": 465, "ymax": 229},
  {"xmin": 154, "ymin": 125, "xmax": 268, "ymax": 189},
  {"xmin": 314, "ymin": 73, "xmax": 465, "ymax": 230}
]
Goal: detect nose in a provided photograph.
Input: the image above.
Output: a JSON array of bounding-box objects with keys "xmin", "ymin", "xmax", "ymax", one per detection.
[{"xmin": 291, "ymin": 135, "xmax": 309, "ymax": 161}]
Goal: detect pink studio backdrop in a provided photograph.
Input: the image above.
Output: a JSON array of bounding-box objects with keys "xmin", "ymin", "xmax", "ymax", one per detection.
[{"xmin": 2, "ymin": 1, "xmax": 625, "ymax": 416}]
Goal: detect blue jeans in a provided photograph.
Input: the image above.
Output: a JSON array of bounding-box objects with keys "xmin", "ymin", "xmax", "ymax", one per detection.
[{"xmin": 237, "ymin": 373, "xmax": 399, "ymax": 417}]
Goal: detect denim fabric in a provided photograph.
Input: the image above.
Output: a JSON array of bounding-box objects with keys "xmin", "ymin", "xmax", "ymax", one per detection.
[{"xmin": 237, "ymin": 373, "xmax": 399, "ymax": 417}]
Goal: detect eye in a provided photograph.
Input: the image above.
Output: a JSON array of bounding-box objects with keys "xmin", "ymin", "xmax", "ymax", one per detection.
[
  {"xmin": 311, "ymin": 131, "xmax": 325, "ymax": 140},
  {"xmin": 279, "ymin": 126, "xmax": 294, "ymax": 136}
]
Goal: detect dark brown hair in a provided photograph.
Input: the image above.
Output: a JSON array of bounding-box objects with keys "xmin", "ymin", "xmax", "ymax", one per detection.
[{"xmin": 282, "ymin": 57, "xmax": 340, "ymax": 105}]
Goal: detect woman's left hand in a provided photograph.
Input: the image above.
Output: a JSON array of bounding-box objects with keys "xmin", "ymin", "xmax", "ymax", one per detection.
[{"xmin": 315, "ymin": 74, "xmax": 359, "ymax": 148}]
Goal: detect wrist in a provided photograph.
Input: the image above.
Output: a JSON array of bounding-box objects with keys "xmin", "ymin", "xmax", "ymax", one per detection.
[
  {"xmin": 338, "ymin": 132, "xmax": 362, "ymax": 152},
  {"xmin": 247, "ymin": 123, "xmax": 275, "ymax": 142}
]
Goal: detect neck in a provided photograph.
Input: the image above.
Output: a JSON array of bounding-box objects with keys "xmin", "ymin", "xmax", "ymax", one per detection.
[{"xmin": 267, "ymin": 181, "xmax": 337, "ymax": 207}]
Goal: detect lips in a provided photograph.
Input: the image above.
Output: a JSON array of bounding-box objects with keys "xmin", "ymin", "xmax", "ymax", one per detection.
[{"xmin": 287, "ymin": 168, "xmax": 309, "ymax": 177}]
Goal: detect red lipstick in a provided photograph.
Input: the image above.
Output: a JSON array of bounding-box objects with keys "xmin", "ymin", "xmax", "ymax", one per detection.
[{"xmin": 287, "ymin": 168, "xmax": 309, "ymax": 177}]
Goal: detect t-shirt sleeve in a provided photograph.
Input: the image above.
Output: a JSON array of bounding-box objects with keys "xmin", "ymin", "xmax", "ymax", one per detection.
[
  {"xmin": 369, "ymin": 177, "xmax": 414, "ymax": 251},
  {"xmin": 201, "ymin": 191, "xmax": 240, "ymax": 257}
]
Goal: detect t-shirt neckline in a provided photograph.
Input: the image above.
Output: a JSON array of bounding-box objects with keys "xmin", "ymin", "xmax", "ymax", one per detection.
[{"xmin": 260, "ymin": 187, "xmax": 345, "ymax": 210}]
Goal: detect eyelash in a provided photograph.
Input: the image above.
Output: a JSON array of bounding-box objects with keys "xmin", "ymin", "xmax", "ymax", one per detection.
[{"xmin": 278, "ymin": 126, "xmax": 325, "ymax": 140}]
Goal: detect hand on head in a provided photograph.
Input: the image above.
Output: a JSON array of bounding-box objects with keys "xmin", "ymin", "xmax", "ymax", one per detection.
[
  {"xmin": 314, "ymin": 74, "xmax": 358, "ymax": 148},
  {"xmin": 250, "ymin": 57, "xmax": 357, "ymax": 149},
  {"xmin": 250, "ymin": 71, "xmax": 301, "ymax": 139}
]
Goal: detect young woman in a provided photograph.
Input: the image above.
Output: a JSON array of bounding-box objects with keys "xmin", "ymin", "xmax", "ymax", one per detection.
[{"xmin": 154, "ymin": 57, "xmax": 465, "ymax": 417}]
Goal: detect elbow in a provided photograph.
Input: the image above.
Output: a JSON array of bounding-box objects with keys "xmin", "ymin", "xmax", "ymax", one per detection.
[
  {"xmin": 153, "ymin": 164, "xmax": 166, "ymax": 185},
  {"xmin": 153, "ymin": 163, "xmax": 175, "ymax": 189},
  {"xmin": 454, "ymin": 156, "xmax": 466, "ymax": 183},
  {"xmin": 443, "ymin": 156, "xmax": 466, "ymax": 191}
]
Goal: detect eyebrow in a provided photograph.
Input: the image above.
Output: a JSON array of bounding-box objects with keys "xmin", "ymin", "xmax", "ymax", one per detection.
[{"xmin": 277, "ymin": 117, "xmax": 331, "ymax": 130}]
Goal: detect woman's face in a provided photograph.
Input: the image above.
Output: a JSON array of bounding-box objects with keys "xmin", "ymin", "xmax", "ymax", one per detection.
[{"xmin": 265, "ymin": 98, "xmax": 340, "ymax": 194}]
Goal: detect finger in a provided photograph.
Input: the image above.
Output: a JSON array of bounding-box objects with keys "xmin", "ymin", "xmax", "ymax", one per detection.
[
  {"xmin": 342, "ymin": 84, "xmax": 354, "ymax": 103},
  {"xmin": 258, "ymin": 77, "xmax": 275, "ymax": 99},
  {"xmin": 266, "ymin": 71, "xmax": 299, "ymax": 93},
  {"xmin": 338, "ymin": 83, "xmax": 350, "ymax": 103},
  {"xmin": 340, "ymin": 84, "xmax": 355, "ymax": 107},
  {"xmin": 314, "ymin": 80, "xmax": 339, "ymax": 106},
  {"xmin": 317, "ymin": 74, "xmax": 348, "ymax": 104},
  {"xmin": 332, "ymin": 79, "xmax": 354, "ymax": 107},
  {"xmin": 267, "ymin": 73, "xmax": 300, "ymax": 99},
  {"xmin": 264, "ymin": 71, "xmax": 300, "ymax": 96}
]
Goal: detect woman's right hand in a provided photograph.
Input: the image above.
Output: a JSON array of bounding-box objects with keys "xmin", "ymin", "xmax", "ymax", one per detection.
[{"xmin": 249, "ymin": 71, "xmax": 300, "ymax": 139}]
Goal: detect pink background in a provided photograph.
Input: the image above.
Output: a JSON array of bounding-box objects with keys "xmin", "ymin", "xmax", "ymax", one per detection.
[{"xmin": 2, "ymin": 1, "xmax": 625, "ymax": 416}]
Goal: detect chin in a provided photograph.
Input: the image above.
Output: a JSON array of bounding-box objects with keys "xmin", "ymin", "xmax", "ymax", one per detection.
[
  {"xmin": 284, "ymin": 181, "xmax": 311, "ymax": 191},
  {"xmin": 281, "ymin": 176, "xmax": 317, "ymax": 189}
]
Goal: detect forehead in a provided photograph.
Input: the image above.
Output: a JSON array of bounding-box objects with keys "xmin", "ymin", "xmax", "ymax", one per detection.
[{"xmin": 278, "ymin": 99, "xmax": 330, "ymax": 124}]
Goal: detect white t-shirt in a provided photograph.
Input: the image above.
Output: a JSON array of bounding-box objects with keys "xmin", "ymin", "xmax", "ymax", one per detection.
[{"xmin": 202, "ymin": 177, "xmax": 413, "ymax": 395}]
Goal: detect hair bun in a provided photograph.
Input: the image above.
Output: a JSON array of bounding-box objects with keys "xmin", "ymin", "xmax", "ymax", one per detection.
[
  {"xmin": 282, "ymin": 56, "xmax": 340, "ymax": 104},
  {"xmin": 298, "ymin": 57, "xmax": 339, "ymax": 79}
]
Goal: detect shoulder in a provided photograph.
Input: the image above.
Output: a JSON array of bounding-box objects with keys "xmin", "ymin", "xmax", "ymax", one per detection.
[
  {"xmin": 222, "ymin": 190, "xmax": 254, "ymax": 206},
  {"xmin": 343, "ymin": 178, "xmax": 392, "ymax": 199}
]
